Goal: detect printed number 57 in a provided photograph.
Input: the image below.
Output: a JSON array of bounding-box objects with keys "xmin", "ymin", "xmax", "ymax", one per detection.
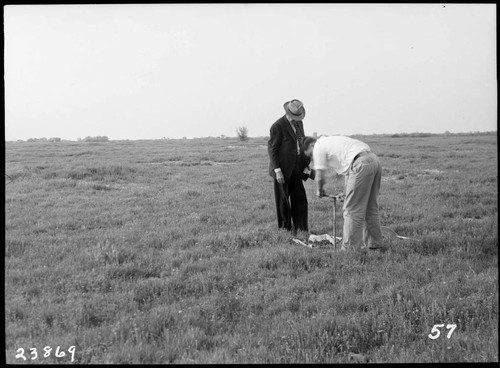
[{"xmin": 428, "ymin": 324, "xmax": 457, "ymax": 339}]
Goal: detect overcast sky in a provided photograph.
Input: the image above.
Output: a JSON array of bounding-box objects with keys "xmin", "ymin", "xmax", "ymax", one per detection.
[{"xmin": 4, "ymin": 4, "xmax": 497, "ymax": 141}]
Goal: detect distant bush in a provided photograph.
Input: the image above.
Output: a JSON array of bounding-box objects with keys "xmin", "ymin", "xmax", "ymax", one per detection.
[
  {"xmin": 27, "ymin": 137, "xmax": 64, "ymax": 142},
  {"xmin": 27, "ymin": 137, "xmax": 48, "ymax": 142},
  {"xmin": 83, "ymin": 136, "xmax": 109, "ymax": 142},
  {"xmin": 236, "ymin": 126, "xmax": 249, "ymax": 141}
]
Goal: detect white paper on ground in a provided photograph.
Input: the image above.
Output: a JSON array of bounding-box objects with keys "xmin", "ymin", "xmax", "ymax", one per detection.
[
  {"xmin": 292, "ymin": 238, "xmax": 312, "ymax": 248},
  {"xmin": 308, "ymin": 234, "xmax": 342, "ymax": 244}
]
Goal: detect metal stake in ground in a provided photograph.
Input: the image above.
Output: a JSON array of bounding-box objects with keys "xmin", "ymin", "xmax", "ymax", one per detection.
[
  {"xmin": 326, "ymin": 194, "xmax": 345, "ymax": 250},
  {"xmin": 333, "ymin": 197, "xmax": 337, "ymax": 251}
]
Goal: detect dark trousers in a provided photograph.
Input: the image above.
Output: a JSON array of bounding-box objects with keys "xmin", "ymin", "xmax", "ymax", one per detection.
[{"xmin": 273, "ymin": 167, "xmax": 308, "ymax": 232}]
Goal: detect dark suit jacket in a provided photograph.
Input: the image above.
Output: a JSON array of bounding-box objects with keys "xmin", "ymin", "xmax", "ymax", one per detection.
[
  {"xmin": 268, "ymin": 115, "xmax": 305, "ymax": 181},
  {"xmin": 299, "ymin": 152, "xmax": 314, "ymax": 181}
]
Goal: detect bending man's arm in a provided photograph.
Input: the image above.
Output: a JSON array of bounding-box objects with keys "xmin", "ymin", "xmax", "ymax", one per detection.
[{"xmin": 315, "ymin": 169, "xmax": 326, "ymax": 197}]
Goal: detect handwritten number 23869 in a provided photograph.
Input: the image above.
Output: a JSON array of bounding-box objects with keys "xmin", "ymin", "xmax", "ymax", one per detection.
[{"xmin": 15, "ymin": 346, "xmax": 75, "ymax": 362}]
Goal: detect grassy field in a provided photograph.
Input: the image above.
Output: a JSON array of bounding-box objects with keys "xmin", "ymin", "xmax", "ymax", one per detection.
[{"xmin": 4, "ymin": 134, "xmax": 498, "ymax": 363}]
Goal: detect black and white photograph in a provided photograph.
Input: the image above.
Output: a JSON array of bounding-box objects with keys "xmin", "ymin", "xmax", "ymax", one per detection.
[{"xmin": 4, "ymin": 3, "xmax": 498, "ymax": 364}]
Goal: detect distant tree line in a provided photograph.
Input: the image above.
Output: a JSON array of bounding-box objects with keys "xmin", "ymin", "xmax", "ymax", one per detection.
[
  {"xmin": 24, "ymin": 136, "xmax": 110, "ymax": 142},
  {"xmin": 77, "ymin": 136, "xmax": 109, "ymax": 142},
  {"xmin": 390, "ymin": 131, "xmax": 496, "ymax": 138},
  {"xmin": 390, "ymin": 132, "xmax": 433, "ymax": 138},
  {"xmin": 27, "ymin": 137, "xmax": 61, "ymax": 142}
]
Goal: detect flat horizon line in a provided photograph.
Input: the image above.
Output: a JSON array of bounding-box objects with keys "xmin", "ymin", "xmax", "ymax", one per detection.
[{"xmin": 5, "ymin": 130, "xmax": 497, "ymax": 143}]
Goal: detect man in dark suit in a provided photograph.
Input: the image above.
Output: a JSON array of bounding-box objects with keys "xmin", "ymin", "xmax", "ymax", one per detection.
[{"xmin": 268, "ymin": 99, "xmax": 315, "ymax": 233}]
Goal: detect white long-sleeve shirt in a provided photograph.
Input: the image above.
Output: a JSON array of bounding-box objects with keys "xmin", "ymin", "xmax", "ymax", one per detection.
[{"xmin": 312, "ymin": 135, "xmax": 371, "ymax": 175}]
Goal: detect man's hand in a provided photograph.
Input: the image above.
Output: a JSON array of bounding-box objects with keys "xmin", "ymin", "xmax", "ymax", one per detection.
[
  {"xmin": 276, "ymin": 171, "xmax": 285, "ymax": 184},
  {"xmin": 316, "ymin": 188, "xmax": 326, "ymax": 198}
]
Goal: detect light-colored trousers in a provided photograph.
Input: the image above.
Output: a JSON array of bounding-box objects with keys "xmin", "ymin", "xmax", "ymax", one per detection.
[{"xmin": 342, "ymin": 152, "xmax": 383, "ymax": 250}]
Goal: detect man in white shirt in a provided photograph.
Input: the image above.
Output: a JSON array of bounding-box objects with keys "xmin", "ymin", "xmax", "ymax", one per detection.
[{"xmin": 311, "ymin": 135, "xmax": 385, "ymax": 251}]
